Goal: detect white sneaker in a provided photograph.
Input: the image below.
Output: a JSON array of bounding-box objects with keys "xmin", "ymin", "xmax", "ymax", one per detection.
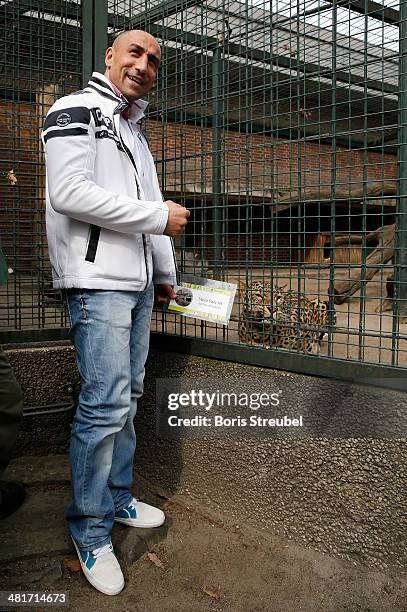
[
  {"xmin": 114, "ymin": 498, "xmax": 165, "ymax": 528},
  {"xmin": 71, "ymin": 537, "xmax": 124, "ymax": 596}
]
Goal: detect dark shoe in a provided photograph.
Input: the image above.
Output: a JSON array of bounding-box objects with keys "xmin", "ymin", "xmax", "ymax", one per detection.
[{"xmin": 0, "ymin": 481, "xmax": 26, "ymax": 519}]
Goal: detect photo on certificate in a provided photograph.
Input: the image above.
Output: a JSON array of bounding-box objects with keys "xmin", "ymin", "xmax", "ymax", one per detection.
[{"xmin": 168, "ymin": 275, "xmax": 237, "ymax": 326}]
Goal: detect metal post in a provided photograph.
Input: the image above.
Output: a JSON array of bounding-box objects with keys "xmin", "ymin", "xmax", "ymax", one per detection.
[
  {"xmin": 396, "ymin": 0, "xmax": 407, "ymax": 319},
  {"xmin": 329, "ymin": 1, "xmax": 338, "ymax": 357},
  {"xmin": 82, "ymin": 0, "xmax": 108, "ymax": 87},
  {"xmin": 82, "ymin": 0, "xmax": 93, "ymax": 87},
  {"xmin": 212, "ymin": 45, "xmax": 223, "ymax": 276},
  {"xmin": 94, "ymin": 0, "xmax": 108, "ymax": 74}
]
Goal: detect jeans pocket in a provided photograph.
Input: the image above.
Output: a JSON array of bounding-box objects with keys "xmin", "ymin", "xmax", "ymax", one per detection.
[
  {"xmin": 64, "ymin": 289, "xmax": 89, "ymax": 328},
  {"xmin": 62, "ymin": 290, "xmax": 73, "ymax": 333},
  {"xmin": 78, "ymin": 292, "xmax": 89, "ymax": 321}
]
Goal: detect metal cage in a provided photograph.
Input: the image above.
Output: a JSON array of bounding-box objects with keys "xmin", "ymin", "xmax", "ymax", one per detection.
[{"xmin": 1, "ymin": 0, "xmax": 406, "ymax": 379}]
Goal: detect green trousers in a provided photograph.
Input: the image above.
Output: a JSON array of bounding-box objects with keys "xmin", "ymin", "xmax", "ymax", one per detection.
[{"xmin": 0, "ymin": 347, "xmax": 23, "ymax": 477}]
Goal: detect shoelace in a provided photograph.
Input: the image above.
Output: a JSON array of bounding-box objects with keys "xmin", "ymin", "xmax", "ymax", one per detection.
[
  {"xmin": 93, "ymin": 542, "xmax": 113, "ymax": 558},
  {"xmin": 128, "ymin": 498, "xmax": 139, "ymax": 512}
]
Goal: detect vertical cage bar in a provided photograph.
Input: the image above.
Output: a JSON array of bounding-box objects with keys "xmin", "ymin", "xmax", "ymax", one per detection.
[
  {"xmin": 82, "ymin": 0, "xmax": 108, "ymax": 85},
  {"xmin": 212, "ymin": 44, "xmax": 223, "ymax": 276},
  {"xmin": 396, "ymin": 0, "xmax": 407, "ymax": 320},
  {"xmin": 82, "ymin": 0, "xmax": 93, "ymax": 86},
  {"xmin": 94, "ymin": 0, "xmax": 108, "ymax": 74},
  {"xmin": 329, "ymin": 0, "xmax": 338, "ymax": 358}
]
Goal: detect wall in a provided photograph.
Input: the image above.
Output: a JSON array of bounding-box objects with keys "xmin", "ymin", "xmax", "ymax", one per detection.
[
  {"xmin": 0, "ymin": 105, "xmax": 397, "ymax": 269},
  {"xmin": 5, "ymin": 342, "xmax": 406, "ymax": 574},
  {"xmin": 146, "ymin": 119, "xmax": 397, "ymax": 192},
  {"xmin": 146, "ymin": 119, "xmax": 397, "ymax": 264}
]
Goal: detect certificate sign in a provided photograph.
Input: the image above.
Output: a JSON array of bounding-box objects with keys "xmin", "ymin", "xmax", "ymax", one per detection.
[{"xmin": 168, "ymin": 275, "xmax": 237, "ymax": 325}]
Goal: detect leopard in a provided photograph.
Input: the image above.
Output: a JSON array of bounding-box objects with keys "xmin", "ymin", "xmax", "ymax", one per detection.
[{"xmin": 238, "ymin": 280, "xmax": 336, "ymax": 354}]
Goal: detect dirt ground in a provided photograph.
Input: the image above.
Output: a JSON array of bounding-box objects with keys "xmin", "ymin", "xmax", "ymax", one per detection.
[{"xmin": 1, "ymin": 494, "xmax": 406, "ymax": 612}]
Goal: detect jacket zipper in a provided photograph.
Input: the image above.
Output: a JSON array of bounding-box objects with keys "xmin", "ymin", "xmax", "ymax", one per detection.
[
  {"xmin": 137, "ymin": 130, "xmax": 179, "ymax": 283},
  {"xmin": 116, "ymin": 124, "xmax": 150, "ymax": 290},
  {"xmin": 169, "ymin": 236, "xmax": 179, "ymax": 286}
]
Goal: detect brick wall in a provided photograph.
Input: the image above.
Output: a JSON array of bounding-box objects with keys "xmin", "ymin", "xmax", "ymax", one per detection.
[
  {"xmin": 145, "ymin": 119, "xmax": 397, "ymax": 265},
  {"xmin": 0, "ymin": 101, "xmax": 42, "ymax": 271},
  {"xmin": 0, "ymin": 108, "xmax": 397, "ymax": 270},
  {"xmin": 146, "ymin": 119, "xmax": 397, "ymax": 194}
]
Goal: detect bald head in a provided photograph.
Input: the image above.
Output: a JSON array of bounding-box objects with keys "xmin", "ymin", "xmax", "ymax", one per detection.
[
  {"xmin": 112, "ymin": 29, "xmax": 160, "ymax": 55},
  {"xmin": 105, "ymin": 29, "xmax": 160, "ymax": 102}
]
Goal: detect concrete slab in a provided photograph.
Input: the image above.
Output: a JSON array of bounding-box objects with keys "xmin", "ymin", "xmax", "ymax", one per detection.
[
  {"xmin": 113, "ymin": 521, "xmax": 170, "ymax": 566},
  {"xmin": 1, "ymin": 457, "xmax": 169, "ymax": 567},
  {"xmin": 7, "ymin": 561, "xmax": 63, "ymax": 586},
  {"xmin": 3, "ymin": 454, "xmax": 70, "ymax": 485},
  {"xmin": 0, "ymin": 488, "xmax": 72, "ymax": 562},
  {"xmin": 0, "ymin": 486, "xmax": 169, "ymax": 566}
]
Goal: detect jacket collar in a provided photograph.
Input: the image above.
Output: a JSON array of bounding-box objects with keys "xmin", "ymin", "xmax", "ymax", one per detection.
[{"xmin": 87, "ymin": 72, "xmax": 148, "ymax": 123}]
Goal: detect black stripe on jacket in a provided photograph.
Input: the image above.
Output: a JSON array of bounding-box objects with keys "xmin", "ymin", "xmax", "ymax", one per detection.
[
  {"xmin": 44, "ymin": 106, "xmax": 91, "ymax": 131},
  {"xmin": 85, "ymin": 225, "xmax": 101, "ymax": 262},
  {"xmin": 43, "ymin": 127, "xmax": 89, "ymax": 143}
]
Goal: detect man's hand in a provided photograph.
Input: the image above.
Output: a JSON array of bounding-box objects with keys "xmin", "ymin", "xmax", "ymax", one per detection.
[
  {"xmin": 154, "ymin": 283, "xmax": 176, "ymax": 307},
  {"xmin": 163, "ymin": 201, "xmax": 190, "ymax": 237}
]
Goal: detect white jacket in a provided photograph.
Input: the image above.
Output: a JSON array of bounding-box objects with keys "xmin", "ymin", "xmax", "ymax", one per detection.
[{"xmin": 42, "ymin": 72, "xmax": 177, "ymax": 291}]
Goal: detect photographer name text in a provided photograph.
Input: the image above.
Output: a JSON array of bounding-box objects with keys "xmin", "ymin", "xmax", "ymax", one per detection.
[{"xmin": 167, "ymin": 414, "xmax": 303, "ymax": 428}]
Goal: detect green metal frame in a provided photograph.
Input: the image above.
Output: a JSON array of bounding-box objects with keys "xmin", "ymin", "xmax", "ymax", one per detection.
[
  {"xmin": 145, "ymin": 23, "xmax": 398, "ymax": 95},
  {"xmin": 212, "ymin": 45, "xmax": 223, "ymax": 274},
  {"xmin": 326, "ymin": 0, "xmax": 399, "ymax": 25},
  {"xmin": 396, "ymin": 0, "xmax": 407, "ymax": 319},
  {"xmin": 122, "ymin": 0, "xmax": 205, "ymax": 30},
  {"xmin": 3, "ymin": 329, "xmax": 407, "ymax": 390},
  {"xmin": 82, "ymin": 0, "xmax": 108, "ymax": 84},
  {"xmin": 149, "ymin": 333, "xmax": 407, "ymax": 388},
  {"xmin": 1, "ymin": 0, "xmax": 407, "ymax": 383}
]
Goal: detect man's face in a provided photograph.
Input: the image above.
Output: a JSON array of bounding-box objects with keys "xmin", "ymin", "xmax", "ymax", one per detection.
[{"xmin": 105, "ymin": 30, "xmax": 160, "ymax": 102}]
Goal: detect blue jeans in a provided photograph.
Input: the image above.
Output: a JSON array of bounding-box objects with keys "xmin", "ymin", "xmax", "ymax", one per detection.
[{"xmin": 64, "ymin": 285, "xmax": 154, "ymax": 551}]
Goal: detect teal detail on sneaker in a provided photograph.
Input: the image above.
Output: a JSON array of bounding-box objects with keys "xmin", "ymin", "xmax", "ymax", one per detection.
[
  {"xmin": 79, "ymin": 549, "xmax": 97, "ymax": 571},
  {"xmin": 115, "ymin": 501, "xmax": 138, "ymax": 520},
  {"xmin": 71, "ymin": 538, "xmax": 124, "ymax": 596},
  {"xmin": 114, "ymin": 497, "xmax": 165, "ymax": 528}
]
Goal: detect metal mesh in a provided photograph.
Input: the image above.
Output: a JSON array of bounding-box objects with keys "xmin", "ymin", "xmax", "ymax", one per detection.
[
  {"xmin": 0, "ymin": 0, "xmax": 82, "ymax": 334},
  {"xmin": 2, "ymin": 0, "xmax": 407, "ymax": 372},
  {"xmin": 109, "ymin": 0, "xmax": 405, "ymax": 368}
]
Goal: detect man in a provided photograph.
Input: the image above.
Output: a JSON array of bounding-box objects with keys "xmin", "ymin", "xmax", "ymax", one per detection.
[
  {"xmin": 42, "ymin": 30, "xmax": 189, "ymax": 595},
  {"xmin": 0, "ymin": 243, "xmax": 25, "ymax": 519},
  {"xmin": 0, "ymin": 349, "xmax": 25, "ymax": 521},
  {"xmin": 0, "ymin": 353, "xmax": 25, "ymax": 521}
]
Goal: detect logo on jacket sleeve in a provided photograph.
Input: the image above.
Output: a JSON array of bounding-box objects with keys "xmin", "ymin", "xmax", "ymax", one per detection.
[{"xmin": 56, "ymin": 112, "xmax": 72, "ymax": 127}]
